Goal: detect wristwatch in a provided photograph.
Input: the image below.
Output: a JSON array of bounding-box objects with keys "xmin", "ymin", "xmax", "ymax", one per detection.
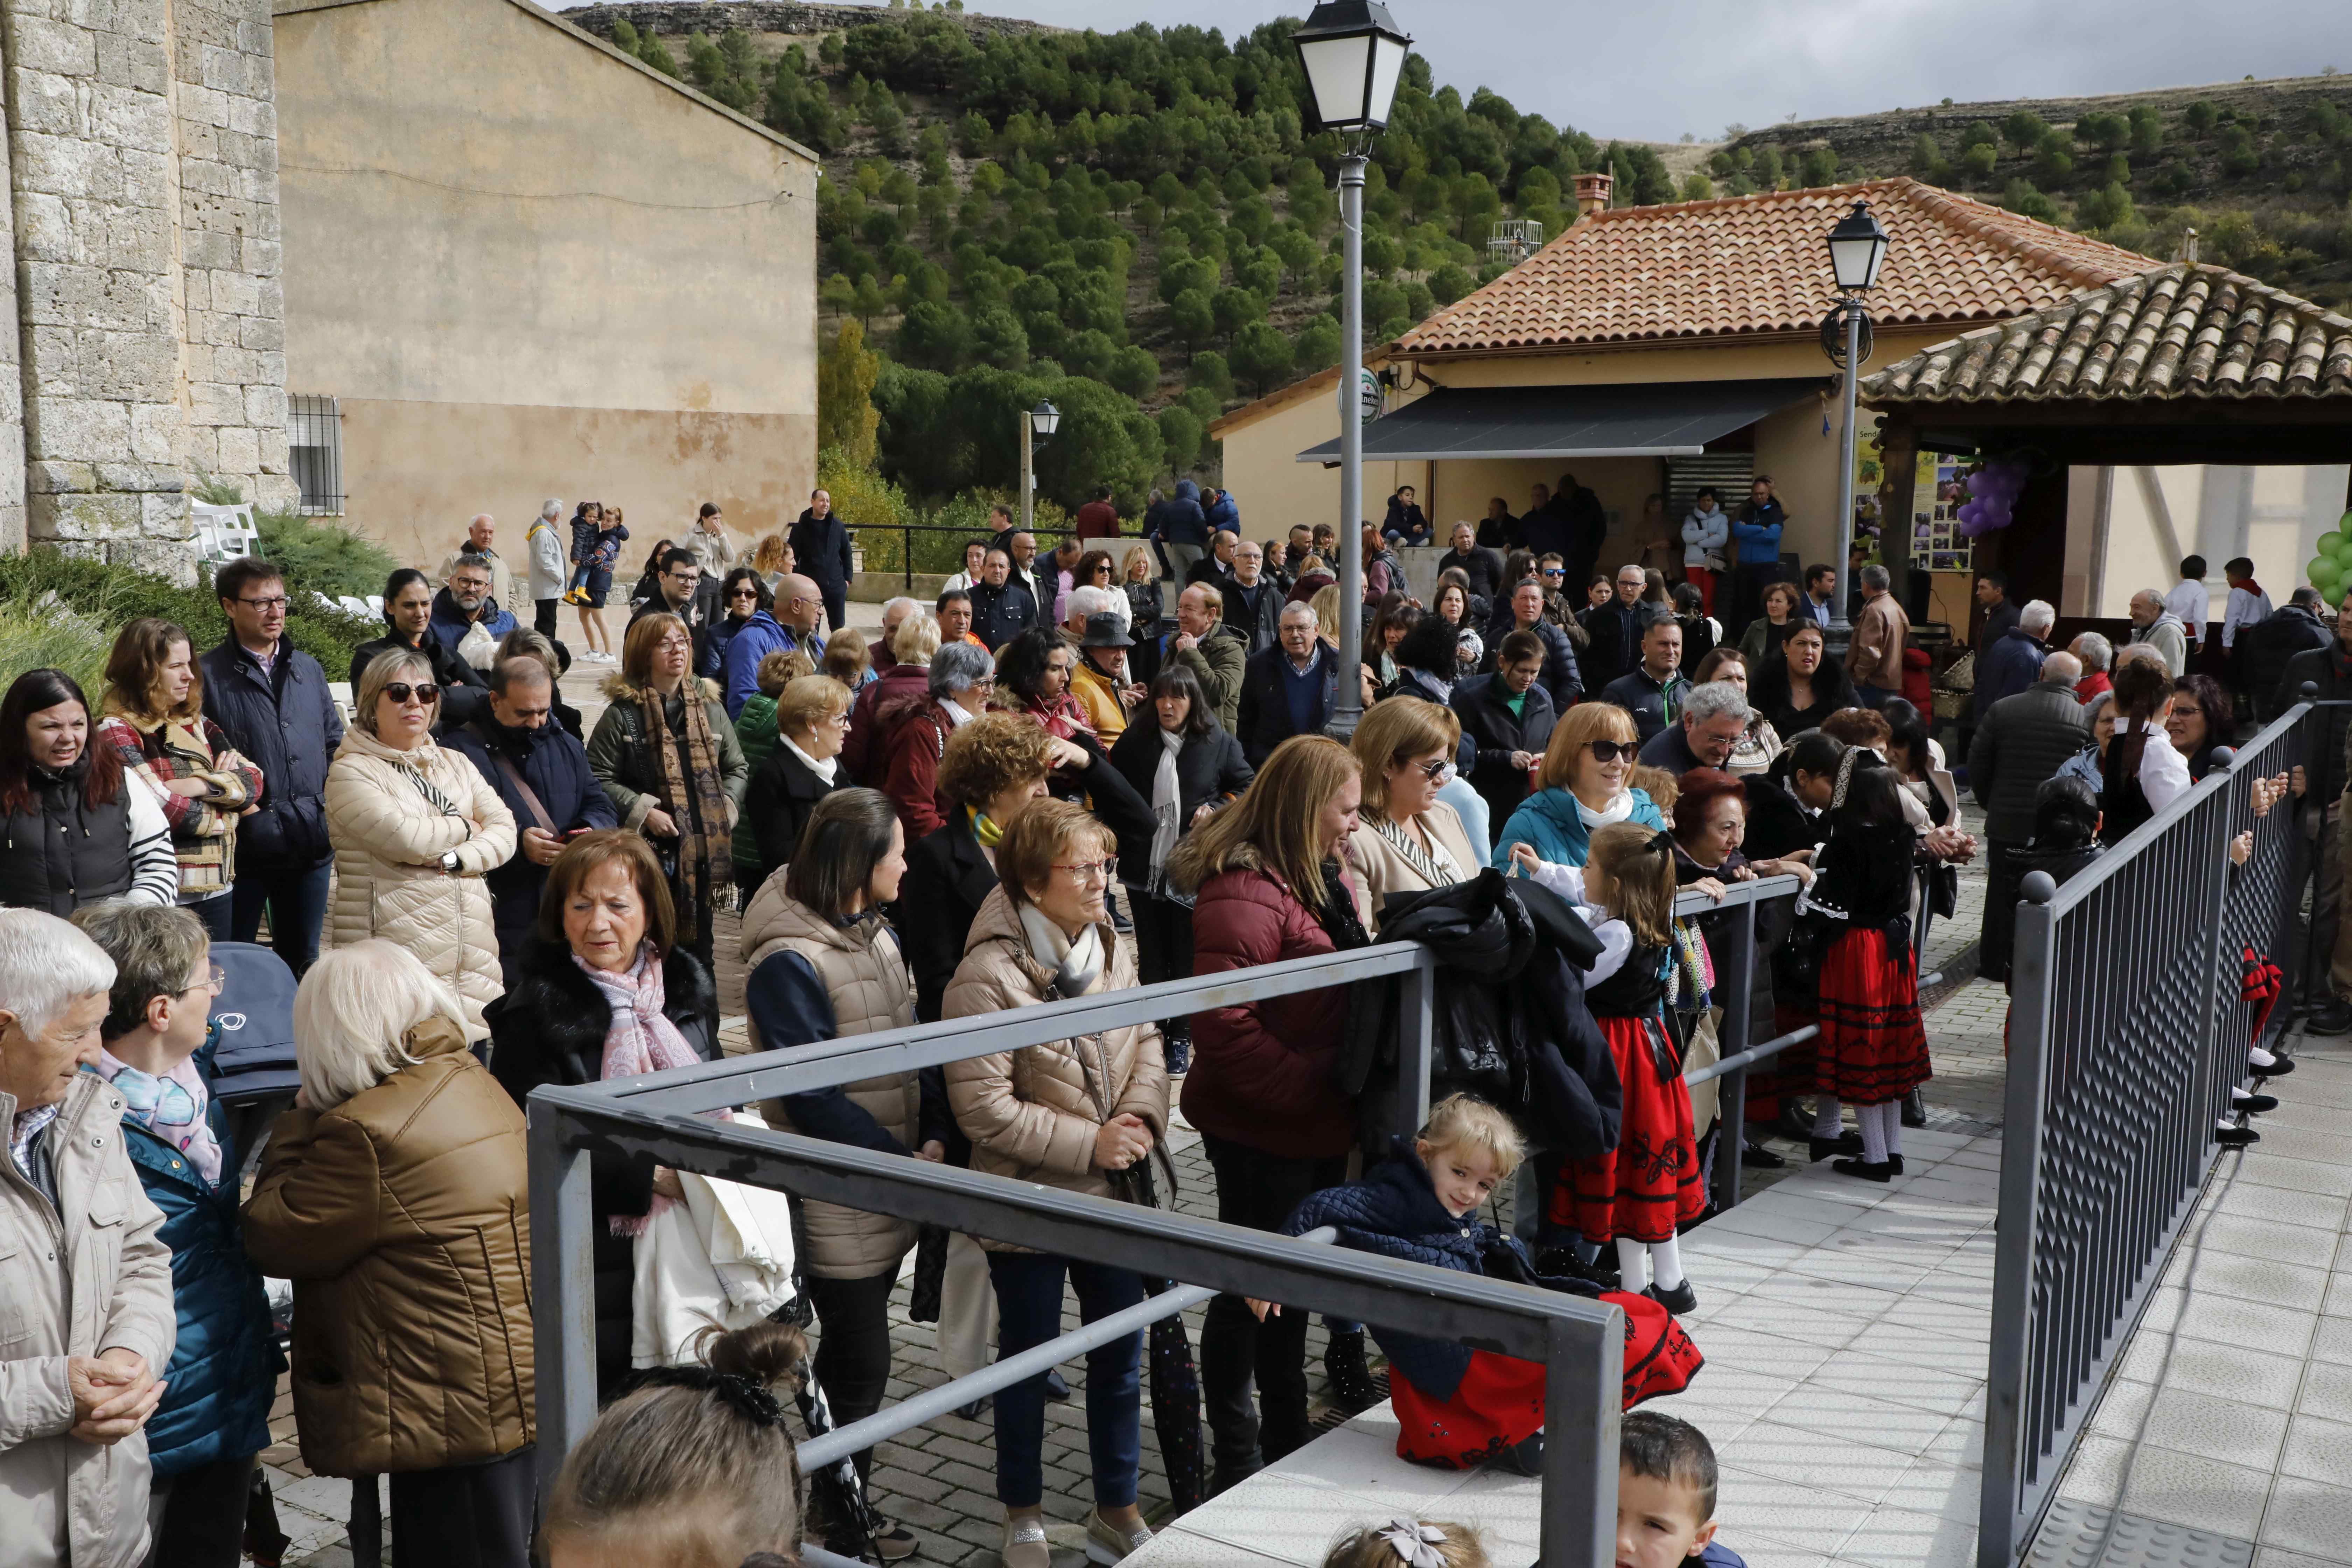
[{"xmin": 441, "ymin": 850, "xmax": 462, "ymax": 874}]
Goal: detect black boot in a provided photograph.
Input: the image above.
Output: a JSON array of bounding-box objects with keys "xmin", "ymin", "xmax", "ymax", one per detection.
[
  {"xmin": 1324, "ymin": 1328, "xmax": 1379, "ymax": 1415},
  {"xmin": 1900, "ymin": 1090, "xmax": 1927, "ymax": 1128},
  {"xmin": 2306, "ymin": 1000, "xmax": 2352, "ymax": 1035},
  {"xmin": 1810, "ymin": 1133, "xmax": 1862, "ymax": 1162},
  {"xmin": 1741, "ymin": 1138, "xmax": 1785, "ymax": 1169}
]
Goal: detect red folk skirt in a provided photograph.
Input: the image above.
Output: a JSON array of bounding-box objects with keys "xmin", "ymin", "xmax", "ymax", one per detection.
[
  {"xmin": 1814, "ymin": 925, "xmax": 1930, "ymax": 1106},
  {"xmin": 1391, "ymin": 1289, "xmax": 1704, "ymax": 1468},
  {"xmin": 1552, "ymin": 1015, "xmax": 1704, "ymax": 1245}
]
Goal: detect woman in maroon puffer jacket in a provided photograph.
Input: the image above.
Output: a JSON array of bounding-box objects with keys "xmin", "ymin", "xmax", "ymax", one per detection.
[{"xmin": 1167, "ymin": 734, "xmax": 1372, "ymax": 1489}]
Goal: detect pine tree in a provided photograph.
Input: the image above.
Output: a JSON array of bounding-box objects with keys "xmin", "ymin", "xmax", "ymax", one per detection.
[{"xmin": 818, "ymin": 320, "xmax": 882, "ymax": 468}]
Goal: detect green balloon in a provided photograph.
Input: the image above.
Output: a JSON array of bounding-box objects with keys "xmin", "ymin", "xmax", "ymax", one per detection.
[
  {"xmin": 2313, "ymin": 556, "xmax": 2343, "ymax": 587},
  {"xmin": 2324, "ymin": 531, "xmax": 2347, "ymax": 557}
]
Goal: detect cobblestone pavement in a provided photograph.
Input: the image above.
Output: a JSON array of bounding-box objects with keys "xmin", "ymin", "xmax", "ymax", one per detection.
[{"xmin": 272, "ymin": 637, "xmax": 2012, "ymax": 1565}]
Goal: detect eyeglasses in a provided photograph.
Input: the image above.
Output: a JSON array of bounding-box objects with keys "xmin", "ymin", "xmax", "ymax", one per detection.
[
  {"xmin": 826, "ymin": 712, "xmax": 853, "ymax": 729},
  {"xmin": 728, "ymin": 587, "xmax": 760, "ymax": 601},
  {"xmin": 1053, "ymin": 859, "xmax": 1116, "ymax": 883},
  {"xmin": 1585, "ymin": 740, "xmax": 1633, "ymax": 763},
  {"xmin": 382, "ymin": 682, "xmax": 441, "ymax": 706},
  {"xmin": 182, "ymin": 965, "xmax": 226, "ymax": 997},
  {"xmin": 237, "ymin": 596, "xmax": 289, "ymax": 612},
  {"xmin": 657, "ymin": 636, "xmax": 693, "ymax": 653}
]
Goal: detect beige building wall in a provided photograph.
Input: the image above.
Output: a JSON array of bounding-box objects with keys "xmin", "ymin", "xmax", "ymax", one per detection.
[
  {"xmin": 273, "ymin": 0, "xmax": 817, "ymax": 576},
  {"xmin": 2084, "ymin": 463, "xmax": 2350, "ymax": 621}
]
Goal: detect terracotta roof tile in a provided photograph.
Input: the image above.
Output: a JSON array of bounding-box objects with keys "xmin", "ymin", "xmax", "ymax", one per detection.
[
  {"xmin": 1861, "ymin": 263, "xmax": 2352, "ymax": 404},
  {"xmin": 1396, "ymin": 177, "xmax": 2162, "ymax": 355}
]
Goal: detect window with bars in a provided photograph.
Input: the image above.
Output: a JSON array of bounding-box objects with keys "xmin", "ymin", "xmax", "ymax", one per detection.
[{"xmin": 287, "ymin": 394, "xmax": 343, "ymax": 514}]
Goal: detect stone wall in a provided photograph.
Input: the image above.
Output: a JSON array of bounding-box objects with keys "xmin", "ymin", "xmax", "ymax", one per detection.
[{"xmin": 0, "ymin": 0, "xmax": 293, "ymax": 581}]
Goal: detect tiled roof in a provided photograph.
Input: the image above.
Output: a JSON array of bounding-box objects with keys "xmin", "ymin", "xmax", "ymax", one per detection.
[
  {"xmin": 1396, "ymin": 178, "xmax": 2162, "ymax": 355},
  {"xmin": 1861, "ymin": 263, "xmax": 2352, "ymax": 403}
]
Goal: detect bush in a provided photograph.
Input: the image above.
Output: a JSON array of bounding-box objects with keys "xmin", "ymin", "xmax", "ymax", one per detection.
[
  {"xmin": 0, "ymin": 546, "xmax": 375, "ymax": 675},
  {"xmin": 255, "ymin": 511, "xmax": 401, "ymax": 600},
  {"xmin": 0, "ymin": 601, "xmax": 114, "ymax": 701}
]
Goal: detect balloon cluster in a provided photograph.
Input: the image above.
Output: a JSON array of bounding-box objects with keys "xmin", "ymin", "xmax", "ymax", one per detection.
[
  {"xmin": 2305, "ymin": 510, "xmax": 2352, "ymax": 596},
  {"xmin": 1955, "ymin": 456, "xmax": 2031, "ymax": 537}
]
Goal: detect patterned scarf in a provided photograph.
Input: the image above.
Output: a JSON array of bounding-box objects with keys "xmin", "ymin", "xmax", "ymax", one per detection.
[
  {"xmin": 641, "ymin": 685, "xmax": 734, "ymax": 948},
  {"xmin": 99, "ymin": 1035, "xmax": 224, "ymax": 1185},
  {"xmin": 579, "ymin": 943, "xmax": 704, "ymax": 1236},
  {"xmin": 969, "ymin": 805, "xmax": 1005, "ymax": 849},
  {"xmin": 9, "ymin": 1102, "xmax": 58, "ymax": 1188}
]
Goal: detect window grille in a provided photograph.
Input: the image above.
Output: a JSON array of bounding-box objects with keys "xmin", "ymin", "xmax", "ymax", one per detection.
[{"xmin": 287, "ymin": 394, "xmax": 343, "ymax": 515}]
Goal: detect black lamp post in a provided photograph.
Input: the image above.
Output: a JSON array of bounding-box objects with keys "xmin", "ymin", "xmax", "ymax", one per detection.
[
  {"xmin": 1823, "ymin": 198, "xmax": 1889, "ymax": 640},
  {"xmin": 1292, "ymin": 0, "xmax": 1410, "ymax": 737},
  {"xmin": 1019, "ymin": 399, "xmax": 1060, "ymax": 533}
]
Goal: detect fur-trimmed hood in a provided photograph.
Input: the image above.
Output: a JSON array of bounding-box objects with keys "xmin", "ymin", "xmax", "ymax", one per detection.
[{"xmin": 599, "ymin": 671, "xmax": 724, "ymax": 706}]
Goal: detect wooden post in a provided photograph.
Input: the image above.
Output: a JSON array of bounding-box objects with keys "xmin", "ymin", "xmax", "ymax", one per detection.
[{"xmin": 1877, "ymin": 413, "xmax": 1919, "ymax": 618}]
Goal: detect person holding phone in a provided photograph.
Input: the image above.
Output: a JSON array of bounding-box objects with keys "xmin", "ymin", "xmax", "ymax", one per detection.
[{"xmin": 439, "ymin": 653, "xmax": 615, "ymax": 989}]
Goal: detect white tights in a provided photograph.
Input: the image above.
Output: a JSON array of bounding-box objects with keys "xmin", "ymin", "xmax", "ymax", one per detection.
[
  {"xmin": 1819, "ymin": 1096, "xmax": 1903, "ymax": 1164},
  {"xmin": 1616, "ymin": 1234, "xmax": 1686, "ymax": 1292}
]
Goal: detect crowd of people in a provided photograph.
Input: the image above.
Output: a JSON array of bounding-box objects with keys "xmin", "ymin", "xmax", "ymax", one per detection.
[{"xmin": 0, "ymin": 485, "xmax": 2310, "ymax": 1568}]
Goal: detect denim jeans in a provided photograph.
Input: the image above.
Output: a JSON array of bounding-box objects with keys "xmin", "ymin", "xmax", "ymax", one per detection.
[
  {"xmin": 987, "ymin": 1251, "xmax": 1146, "ymax": 1509},
  {"xmin": 188, "ymin": 892, "xmax": 234, "ymax": 943},
  {"xmin": 229, "ymin": 859, "xmax": 331, "ymax": 977},
  {"xmin": 1198, "ymin": 1133, "xmax": 1348, "ymax": 1476},
  {"xmin": 804, "ymin": 1271, "xmax": 899, "ymax": 1482}
]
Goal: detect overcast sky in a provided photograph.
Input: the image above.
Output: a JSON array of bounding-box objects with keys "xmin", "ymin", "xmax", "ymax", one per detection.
[{"xmin": 939, "ymin": 0, "xmax": 2352, "ymax": 144}]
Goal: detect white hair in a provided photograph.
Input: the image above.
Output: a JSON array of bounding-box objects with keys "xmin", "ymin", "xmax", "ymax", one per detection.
[
  {"xmin": 929, "ymin": 640, "xmax": 994, "ymax": 697},
  {"xmin": 2114, "ymin": 642, "xmax": 2167, "ymax": 671},
  {"xmin": 541, "ymin": 498, "xmax": 562, "ymax": 520},
  {"xmin": 2020, "ymin": 599, "xmax": 2057, "ymax": 635},
  {"xmin": 881, "ymin": 595, "xmax": 919, "ymax": 623},
  {"xmin": 1685, "ymin": 681, "xmax": 1752, "ymax": 727},
  {"xmin": 2071, "ymin": 630, "xmax": 2112, "ymax": 672},
  {"xmin": 2039, "ymin": 650, "xmax": 2082, "ymax": 684},
  {"xmin": 292, "ymin": 941, "xmax": 467, "ymax": 1111},
  {"xmin": 0, "ymin": 909, "xmax": 117, "ymax": 1041},
  {"xmin": 1065, "ymin": 586, "xmax": 1117, "ymax": 624}
]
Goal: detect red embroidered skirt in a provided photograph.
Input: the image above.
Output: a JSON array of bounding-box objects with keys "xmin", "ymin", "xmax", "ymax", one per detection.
[
  {"xmin": 1553, "ymin": 1015, "xmax": 1704, "ymax": 1245},
  {"xmin": 1814, "ymin": 925, "xmax": 1930, "ymax": 1106},
  {"xmin": 1390, "ymin": 1290, "xmax": 1704, "ymax": 1469}
]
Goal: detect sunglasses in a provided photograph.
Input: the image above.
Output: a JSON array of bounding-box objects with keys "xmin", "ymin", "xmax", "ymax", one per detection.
[
  {"xmin": 1585, "ymin": 740, "xmax": 1633, "ymax": 763},
  {"xmin": 383, "ymin": 682, "xmax": 441, "ymax": 706},
  {"xmin": 1414, "ymin": 758, "xmax": 1457, "ymax": 783},
  {"xmin": 1541, "ymin": 568, "xmax": 1566, "ymax": 578}
]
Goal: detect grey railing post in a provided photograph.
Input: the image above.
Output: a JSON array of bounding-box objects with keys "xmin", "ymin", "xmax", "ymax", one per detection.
[
  {"xmin": 2297, "ymin": 683, "xmax": 2324, "ymax": 1012},
  {"xmin": 1710, "ymin": 897, "xmax": 1757, "ymax": 1214},
  {"xmin": 1394, "ymin": 949, "xmax": 1435, "ymax": 1143},
  {"xmin": 528, "ymin": 1100, "xmax": 599, "ymax": 1496},
  {"xmin": 1982, "ymin": 869, "xmax": 2058, "ymax": 1567},
  {"xmin": 1539, "ymin": 1306, "xmax": 1624, "ymax": 1568}
]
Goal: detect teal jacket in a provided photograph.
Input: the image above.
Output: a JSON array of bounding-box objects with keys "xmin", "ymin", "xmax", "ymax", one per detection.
[{"xmin": 1491, "ymin": 786, "xmax": 1666, "ymax": 870}]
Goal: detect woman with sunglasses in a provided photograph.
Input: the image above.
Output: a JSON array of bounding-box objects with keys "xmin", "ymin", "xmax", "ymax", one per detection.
[
  {"xmin": 1349, "ymin": 694, "xmax": 1481, "ymax": 924},
  {"xmin": 326, "ymin": 649, "xmax": 518, "ymax": 1042},
  {"xmin": 1492, "ymin": 702, "xmax": 1667, "ymax": 872},
  {"xmin": 710, "ymin": 566, "xmax": 793, "ymax": 720}
]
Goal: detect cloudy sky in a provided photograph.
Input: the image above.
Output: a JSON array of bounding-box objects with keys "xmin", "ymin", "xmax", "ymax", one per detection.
[{"xmin": 955, "ymin": 0, "xmax": 2352, "ymax": 144}]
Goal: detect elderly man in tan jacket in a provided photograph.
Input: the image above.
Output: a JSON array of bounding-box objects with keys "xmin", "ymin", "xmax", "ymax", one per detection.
[
  {"xmin": 1846, "ymin": 562, "xmax": 1912, "ymax": 709},
  {"xmin": 0, "ymin": 909, "xmax": 177, "ymax": 1568}
]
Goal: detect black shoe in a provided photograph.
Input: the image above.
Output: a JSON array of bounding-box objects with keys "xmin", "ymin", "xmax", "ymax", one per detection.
[
  {"xmin": 2216, "ymin": 1125, "xmax": 2262, "ymax": 1148},
  {"xmin": 955, "ymin": 1395, "xmax": 988, "ymax": 1421},
  {"xmin": 2305, "ymin": 1001, "xmax": 2352, "ymax": 1035},
  {"xmin": 1900, "ymin": 1090, "xmax": 1928, "ymax": 1128},
  {"xmin": 1888, "ymin": 1154, "xmax": 1905, "ymax": 1177},
  {"xmin": 2256, "ymin": 1055, "xmax": 2299, "ymax": 1076},
  {"xmin": 1646, "ymin": 1279, "xmax": 1699, "ymax": 1315},
  {"xmin": 1776, "ymin": 1104, "xmax": 1820, "ymax": 1141},
  {"xmin": 1111, "ymin": 905, "xmax": 1134, "ymax": 934},
  {"xmin": 1324, "ymin": 1328, "xmax": 1379, "ymax": 1415},
  {"xmin": 1833, "ymin": 1157, "xmax": 1895, "ymax": 1183},
  {"xmin": 870, "ymin": 1521, "xmax": 919, "ymax": 1563},
  {"xmin": 1810, "ymin": 1133, "xmax": 1863, "ymax": 1162},
  {"xmin": 1045, "ymin": 1367, "xmax": 1071, "ymax": 1401},
  {"xmin": 2234, "ymin": 1092, "xmax": 2280, "ymax": 1114},
  {"xmin": 1741, "ymin": 1139, "xmax": 1785, "ymax": 1169},
  {"xmin": 1493, "ymin": 1432, "xmax": 1545, "ymax": 1476},
  {"xmin": 1208, "ymin": 1459, "xmax": 1262, "ymax": 1497}
]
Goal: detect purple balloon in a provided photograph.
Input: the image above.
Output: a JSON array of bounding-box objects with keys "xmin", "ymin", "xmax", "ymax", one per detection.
[{"xmin": 1957, "ymin": 500, "xmax": 1983, "ymax": 525}]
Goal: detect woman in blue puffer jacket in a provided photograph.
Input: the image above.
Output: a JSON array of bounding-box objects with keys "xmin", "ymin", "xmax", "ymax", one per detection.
[{"xmin": 71, "ymin": 901, "xmax": 283, "ymax": 1568}]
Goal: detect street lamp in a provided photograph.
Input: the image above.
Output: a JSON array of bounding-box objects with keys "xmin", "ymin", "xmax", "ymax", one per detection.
[
  {"xmin": 1018, "ymin": 399, "xmax": 1060, "ymax": 532},
  {"xmin": 1294, "ymin": 0, "xmax": 1409, "ymax": 738},
  {"xmin": 1822, "ymin": 198, "xmax": 1889, "ymax": 645}
]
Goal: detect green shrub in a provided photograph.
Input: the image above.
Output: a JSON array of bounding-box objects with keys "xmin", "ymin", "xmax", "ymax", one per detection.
[
  {"xmin": 0, "ymin": 546, "xmax": 374, "ymax": 677},
  {"xmin": 254, "ymin": 511, "xmax": 401, "ymax": 600},
  {"xmin": 0, "ymin": 601, "xmax": 113, "ymax": 699}
]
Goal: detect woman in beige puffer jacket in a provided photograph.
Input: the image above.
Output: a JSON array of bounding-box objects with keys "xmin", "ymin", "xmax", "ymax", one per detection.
[{"xmin": 326, "ymin": 650, "xmax": 517, "ymax": 1041}]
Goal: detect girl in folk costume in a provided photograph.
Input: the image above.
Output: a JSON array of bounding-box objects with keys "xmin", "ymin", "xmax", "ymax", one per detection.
[
  {"xmin": 1510, "ymin": 821, "xmax": 1708, "ymax": 1314},
  {"xmin": 1806, "ymin": 752, "xmax": 1930, "ymax": 1182}
]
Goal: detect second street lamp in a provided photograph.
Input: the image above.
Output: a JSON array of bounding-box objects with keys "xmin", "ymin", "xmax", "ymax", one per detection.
[
  {"xmin": 1292, "ymin": 0, "xmax": 1410, "ymax": 737},
  {"xmin": 1019, "ymin": 399, "xmax": 1060, "ymax": 533},
  {"xmin": 1822, "ymin": 198, "xmax": 1889, "ymax": 644}
]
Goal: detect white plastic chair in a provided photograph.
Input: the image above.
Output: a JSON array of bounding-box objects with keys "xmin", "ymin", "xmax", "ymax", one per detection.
[{"xmin": 190, "ymin": 501, "xmax": 259, "ymax": 564}]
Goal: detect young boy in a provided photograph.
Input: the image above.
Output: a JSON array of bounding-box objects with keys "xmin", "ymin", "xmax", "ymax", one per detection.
[{"xmin": 1617, "ymin": 1411, "xmax": 1744, "ymax": 1568}]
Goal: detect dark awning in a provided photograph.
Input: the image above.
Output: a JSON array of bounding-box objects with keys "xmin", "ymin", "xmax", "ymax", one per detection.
[{"xmin": 1294, "ymin": 378, "xmax": 1820, "ymax": 464}]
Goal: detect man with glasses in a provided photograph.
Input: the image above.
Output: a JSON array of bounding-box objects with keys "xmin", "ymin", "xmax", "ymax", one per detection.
[
  {"xmin": 1638, "ymin": 677, "xmax": 1748, "ymax": 773},
  {"xmin": 199, "ymin": 556, "xmax": 343, "ymax": 975},
  {"xmin": 1236, "ymin": 602, "xmax": 1340, "ymax": 768},
  {"xmin": 429, "ymin": 553, "xmax": 518, "ymax": 666},
  {"xmin": 1581, "ymin": 565, "xmax": 1652, "ymax": 690},
  {"xmin": 442, "ymin": 656, "xmax": 616, "ymax": 985},
  {"xmin": 629, "ymin": 546, "xmax": 712, "ymax": 673},
  {"xmin": 1220, "ymin": 539, "xmax": 1282, "ymax": 656}
]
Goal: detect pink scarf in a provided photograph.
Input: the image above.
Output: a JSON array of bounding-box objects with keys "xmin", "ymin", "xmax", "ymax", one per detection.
[{"xmin": 579, "ymin": 944, "xmax": 702, "ymax": 1236}]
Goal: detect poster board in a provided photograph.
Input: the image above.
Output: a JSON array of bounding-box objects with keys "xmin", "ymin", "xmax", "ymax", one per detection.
[{"xmin": 1855, "ymin": 427, "xmax": 1976, "ymax": 574}]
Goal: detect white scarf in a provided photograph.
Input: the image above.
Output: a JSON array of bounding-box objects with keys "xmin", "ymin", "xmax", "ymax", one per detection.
[
  {"xmin": 941, "ymin": 697, "xmax": 976, "ymax": 728},
  {"xmin": 780, "ymin": 734, "xmax": 837, "ymax": 784},
  {"xmin": 1018, "ymin": 903, "xmax": 1105, "ymax": 998},
  {"xmin": 1148, "ymin": 727, "xmax": 1184, "ymax": 887},
  {"xmin": 1574, "ymin": 790, "xmax": 1636, "ymax": 831}
]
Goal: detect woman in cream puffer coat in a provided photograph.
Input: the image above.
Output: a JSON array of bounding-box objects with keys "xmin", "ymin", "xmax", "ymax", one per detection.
[{"xmin": 326, "ymin": 650, "xmax": 517, "ymax": 1040}]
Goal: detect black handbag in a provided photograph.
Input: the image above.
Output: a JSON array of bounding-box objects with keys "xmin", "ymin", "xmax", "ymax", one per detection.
[{"xmin": 1773, "ymin": 909, "xmax": 1835, "ymax": 999}]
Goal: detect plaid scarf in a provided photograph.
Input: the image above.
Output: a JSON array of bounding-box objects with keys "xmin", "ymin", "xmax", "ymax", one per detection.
[{"xmin": 641, "ymin": 685, "xmax": 733, "ymax": 947}]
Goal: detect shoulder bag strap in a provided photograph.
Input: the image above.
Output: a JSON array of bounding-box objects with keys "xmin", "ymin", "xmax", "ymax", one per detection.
[{"xmin": 472, "ymin": 723, "xmax": 557, "ymax": 834}]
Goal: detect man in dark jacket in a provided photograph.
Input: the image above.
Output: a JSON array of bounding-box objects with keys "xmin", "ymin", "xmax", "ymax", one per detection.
[
  {"xmin": 1477, "ymin": 497, "xmax": 1517, "ymax": 552},
  {"xmin": 1526, "ymin": 473, "xmax": 1608, "ymax": 596},
  {"xmin": 441, "ymin": 658, "xmax": 618, "ymax": 987},
  {"xmin": 628, "ymin": 545, "xmax": 714, "ymax": 673},
  {"xmin": 787, "ymin": 487, "xmax": 855, "ymax": 634},
  {"xmin": 1577, "ymin": 564, "xmax": 1650, "ymax": 690},
  {"xmin": 1600, "ymin": 619, "xmax": 1690, "ymax": 745},
  {"xmin": 428, "ymin": 554, "xmax": 518, "ymax": 658},
  {"xmin": 1148, "ymin": 479, "xmax": 1211, "ymax": 584},
  {"xmin": 1485, "ymin": 579, "xmax": 1581, "ymax": 714},
  {"xmin": 1220, "ymin": 539, "xmax": 1283, "ymax": 656},
  {"xmin": 2276, "ymin": 586, "xmax": 2352, "ymax": 1033},
  {"xmin": 1235, "ymin": 602, "xmax": 1337, "ymax": 767},
  {"xmin": 2242, "ymin": 588, "xmax": 2332, "ymax": 723},
  {"xmin": 1973, "ymin": 600, "xmax": 2054, "ymax": 721},
  {"xmin": 1968, "ymin": 649, "xmax": 2091, "ymax": 981},
  {"xmin": 1203, "ymin": 485, "xmax": 1241, "ymax": 539},
  {"xmin": 968, "ymin": 544, "xmax": 1037, "ymax": 651},
  {"xmin": 1381, "ymin": 485, "xmax": 1432, "ymax": 547},
  {"xmin": 1437, "ymin": 522, "xmax": 1503, "ymax": 604},
  {"xmin": 200, "ymin": 557, "xmax": 343, "ymax": 975},
  {"xmin": 1453, "ymin": 629, "xmax": 1556, "ymax": 844}
]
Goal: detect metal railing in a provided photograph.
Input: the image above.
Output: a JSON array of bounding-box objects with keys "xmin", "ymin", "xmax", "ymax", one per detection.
[
  {"xmin": 1982, "ymin": 700, "xmax": 2308, "ymax": 1566},
  {"xmin": 527, "ymin": 877, "xmax": 1793, "ymax": 1567},
  {"xmin": 850, "ymin": 520, "xmax": 1092, "ymax": 591}
]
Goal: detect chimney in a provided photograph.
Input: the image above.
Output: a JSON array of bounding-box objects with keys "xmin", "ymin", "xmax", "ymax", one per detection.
[
  {"xmin": 2174, "ymin": 226, "xmax": 2200, "ymax": 264},
  {"xmin": 1574, "ymin": 171, "xmax": 1613, "ymax": 218}
]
